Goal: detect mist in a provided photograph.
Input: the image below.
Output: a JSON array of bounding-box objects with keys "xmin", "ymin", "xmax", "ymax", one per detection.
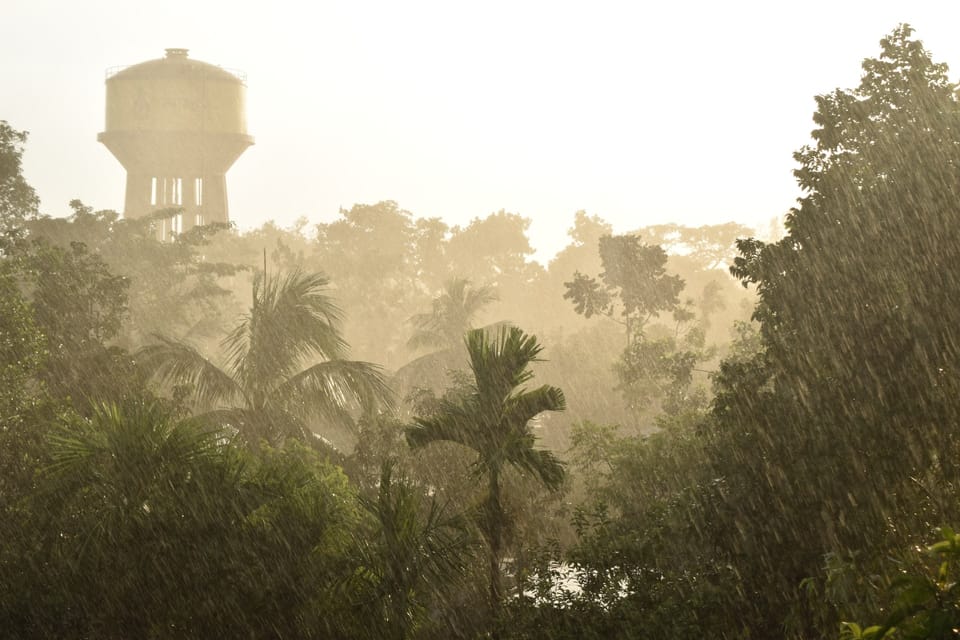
[{"xmin": 4, "ymin": 18, "xmax": 960, "ymax": 640}]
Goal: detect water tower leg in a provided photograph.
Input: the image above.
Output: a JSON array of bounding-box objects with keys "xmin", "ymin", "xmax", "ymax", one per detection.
[
  {"xmin": 124, "ymin": 172, "xmax": 152, "ymax": 220},
  {"xmin": 203, "ymin": 174, "xmax": 229, "ymax": 225},
  {"xmin": 182, "ymin": 178, "xmax": 196, "ymax": 230}
]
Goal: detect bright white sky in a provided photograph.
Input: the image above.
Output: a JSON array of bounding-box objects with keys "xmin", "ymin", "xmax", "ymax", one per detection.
[{"xmin": 4, "ymin": 0, "xmax": 960, "ymax": 261}]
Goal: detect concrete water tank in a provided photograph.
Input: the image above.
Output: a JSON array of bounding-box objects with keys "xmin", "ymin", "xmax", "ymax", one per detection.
[{"xmin": 98, "ymin": 48, "xmax": 254, "ymax": 237}]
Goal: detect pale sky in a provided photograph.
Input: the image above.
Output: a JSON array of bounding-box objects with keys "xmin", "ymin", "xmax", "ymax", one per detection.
[{"xmin": 4, "ymin": 0, "xmax": 960, "ymax": 261}]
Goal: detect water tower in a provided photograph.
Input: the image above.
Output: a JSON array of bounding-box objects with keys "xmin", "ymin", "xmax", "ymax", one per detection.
[{"xmin": 98, "ymin": 48, "xmax": 253, "ymax": 238}]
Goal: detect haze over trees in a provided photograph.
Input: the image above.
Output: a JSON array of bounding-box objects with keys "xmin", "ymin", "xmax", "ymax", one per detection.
[
  {"xmin": 137, "ymin": 268, "xmax": 392, "ymax": 449},
  {"xmin": 5, "ymin": 23, "xmax": 960, "ymax": 639}
]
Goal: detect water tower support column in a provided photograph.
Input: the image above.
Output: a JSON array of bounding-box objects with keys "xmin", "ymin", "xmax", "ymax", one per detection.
[
  {"xmin": 203, "ymin": 174, "xmax": 229, "ymax": 225},
  {"xmin": 124, "ymin": 173, "xmax": 152, "ymax": 219},
  {"xmin": 182, "ymin": 177, "xmax": 196, "ymax": 229}
]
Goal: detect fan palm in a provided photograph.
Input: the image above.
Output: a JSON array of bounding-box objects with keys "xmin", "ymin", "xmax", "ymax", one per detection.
[
  {"xmin": 43, "ymin": 400, "xmax": 366, "ymax": 638},
  {"xmin": 407, "ymin": 278, "xmax": 498, "ymax": 351},
  {"xmin": 137, "ymin": 269, "xmax": 392, "ymax": 447},
  {"xmin": 405, "ymin": 325, "xmax": 565, "ymax": 625}
]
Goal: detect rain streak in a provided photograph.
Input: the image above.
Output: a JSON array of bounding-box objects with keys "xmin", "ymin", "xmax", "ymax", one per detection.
[{"xmin": 3, "ymin": 23, "xmax": 960, "ymax": 640}]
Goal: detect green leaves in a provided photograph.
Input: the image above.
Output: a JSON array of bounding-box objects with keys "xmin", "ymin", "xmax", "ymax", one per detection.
[
  {"xmin": 405, "ymin": 325, "xmax": 566, "ymax": 620},
  {"xmin": 839, "ymin": 621, "xmax": 893, "ymax": 640},
  {"xmin": 839, "ymin": 526, "xmax": 960, "ymax": 640},
  {"xmin": 21, "ymin": 400, "xmax": 364, "ymax": 639},
  {"xmin": 352, "ymin": 460, "xmax": 472, "ymax": 640},
  {"xmin": 138, "ymin": 268, "xmax": 393, "ymax": 447},
  {"xmin": 46, "ymin": 401, "xmax": 219, "ymax": 503},
  {"xmin": 0, "ymin": 120, "xmax": 39, "ymax": 238},
  {"xmin": 704, "ymin": 25, "xmax": 960, "ymax": 637}
]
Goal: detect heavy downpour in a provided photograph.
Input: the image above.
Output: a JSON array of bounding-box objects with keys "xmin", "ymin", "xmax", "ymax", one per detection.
[{"xmin": 4, "ymin": 3, "xmax": 960, "ymax": 639}]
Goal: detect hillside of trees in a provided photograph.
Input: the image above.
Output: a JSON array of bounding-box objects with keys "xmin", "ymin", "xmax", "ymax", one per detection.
[{"xmin": 3, "ymin": 24, "xmax": 960, "ymax": 639}]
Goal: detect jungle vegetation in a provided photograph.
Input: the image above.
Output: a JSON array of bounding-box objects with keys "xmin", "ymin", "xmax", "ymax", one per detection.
[{"xmin": 2, "ymin": 24, "xmax": 959, "ymax": 639}]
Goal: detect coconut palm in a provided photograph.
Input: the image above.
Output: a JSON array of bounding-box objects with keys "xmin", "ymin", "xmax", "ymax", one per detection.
[
  {"xmin": 407, "ymin": 278, "xmax": 498, "ymax": 351},
  {"xmin": 137, "ymin": 269, "xmax": 392, "ymax": 447},
  {"xmin": 405, "ymin": 325, "xmax": 565, "ymax": 626}
]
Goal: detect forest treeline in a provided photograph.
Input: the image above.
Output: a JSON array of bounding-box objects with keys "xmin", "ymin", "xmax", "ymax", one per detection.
[{"xmin": 2, "ymin": 23, "xmax": 960, "ymax": 639}]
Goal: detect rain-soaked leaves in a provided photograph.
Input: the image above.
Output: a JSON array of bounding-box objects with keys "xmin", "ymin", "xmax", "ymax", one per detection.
[{"xmin": 8, "ymin": 22, "xmax": 960, "ymax": 640}]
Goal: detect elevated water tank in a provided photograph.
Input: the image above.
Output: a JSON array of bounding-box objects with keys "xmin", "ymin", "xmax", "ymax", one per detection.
[{"xmin": 98, "ymin": 48, "xmax": 254, "ymax": 237}]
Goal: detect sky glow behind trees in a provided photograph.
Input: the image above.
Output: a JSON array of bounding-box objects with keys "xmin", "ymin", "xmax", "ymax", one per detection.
[{"xmin": 5, "ymin": 0, "xmax": 960, "ymax": 260}]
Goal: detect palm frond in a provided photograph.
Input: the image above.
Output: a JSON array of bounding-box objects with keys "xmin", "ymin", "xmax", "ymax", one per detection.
[
  {"xmin": 45, "ymin": 411, "xmax": 109, "ymax": 481},
  {"xmin": 227, "ymin": 269, "xmax": 348, "ymax": 389},
  {"xmin": 136, "ymin": 336, "xmax": 244, "ymax": 408},
  {"xmin": 405, "ymin": 402, "xmax": 478, "ymax": 451},
  {"xmin": 460, "ymin": 280, "xmax": 498, "ymax": 317},
  {"xmin": 506, "ymin": 446, "xmax": 566, "ymax": 492},
  {"xmin": 275, "ymin": 359, "xmax": 394, "ymax": 425},
  {"xmin": 502, "ymin": 384, "xmax": 566, "ymax": 430},
  {"xmin": 406, "ymin": 312, "xmax": 448, "ymax": 350},
  {"xmin": 466, "ymin": 325, "xmax": 543, "ymax": 404},
  {"xmin": 407, "ymin": 278, "xmax": 498, "ymax": 350},
  {"xmin": 47, "ymin": 401, "xmax": 219, "ymax": 483},
  {"xmin": 221, "ymin": 318, "xmax": 252, "ymax": 386},
  {"xmin": 350, "ymin": 460, "xmax": 471, "ymax": 634}
]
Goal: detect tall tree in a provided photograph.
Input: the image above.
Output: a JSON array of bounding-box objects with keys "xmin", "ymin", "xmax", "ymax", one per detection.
[
  {"xmin": 406, "ymin": 326, "xmax": 566, "ymax": 630},
  {"xmin": 564, "ymin": 234, "xmax": 684, "ymax": 345},
  {"xmin": 27, "ymin": 200, "xmax": 243, "ymax": 348},
  {"xmin": 446, "ymin": 211, "xmax": 535, "ymax": 285},
  {"xmin": 708, "ymin": 24, "xmax": 960, "ymax": 636},
  {"xmin": 0, "ymin": 120, "xmax": 39, "ymax": 245},
  {"xmin": 137, "ymin": 269, "xmax": 392, "ymax": 448},
  {"xmin": 564, "ymin": 233, "xmax": 706, "ymax": 415},
  {"xmin": 10, "ymin": 239, "xmax": 144, "ymax": 412},
  {"xmin": 312, "ymin": 201, "xmax": 425, "ymax": 368},
  {"xmin": 0, "ymin": 264, "xmax": 50, "ymax": 538}
]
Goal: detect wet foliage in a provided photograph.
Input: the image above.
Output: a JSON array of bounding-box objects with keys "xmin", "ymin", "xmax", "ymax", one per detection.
[{"xmin": 7, "ymin": 22, "xmax": 960, "ymax": 639}]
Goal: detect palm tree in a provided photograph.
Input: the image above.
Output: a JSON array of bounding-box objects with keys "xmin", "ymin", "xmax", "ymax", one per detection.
[
  {"xmin": 47, "ymin": 400, "xmax": 222, "ymax": 516},
  {"xmin": 137, "ymin": 269, "xmax": 392, "ymax": 447},
  {"xmin": 354, "ymin": 460, "xmax": 470, "ymax": 640},
  {"xmin": 407, "ymin": 278, "xmax": 498, "ymax": 351},
  {"xmin": 44, "ymin": 400, "xmax": 240, "ymax": 637},
  {"xmin": 44, "ymin": 400, "xmax": 367, "ymax": 638},
  {"xmin": 405, "ymin": 325, "xmax": 565, "ymax": 627}
]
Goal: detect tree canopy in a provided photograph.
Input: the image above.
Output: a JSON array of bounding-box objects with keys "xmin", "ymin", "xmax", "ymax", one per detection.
[
  {"xmin": 138, "ymin": 269, "xmax": 392, "ymax": 448},
  {"xmin": 710, "ymin": 23, "xmax": 960, "ymax": 635}
]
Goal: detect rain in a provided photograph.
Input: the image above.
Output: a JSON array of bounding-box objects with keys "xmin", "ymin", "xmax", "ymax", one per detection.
[{"xmin": 4, "ymin": 6, "xmax": 960, "ymax": 640}]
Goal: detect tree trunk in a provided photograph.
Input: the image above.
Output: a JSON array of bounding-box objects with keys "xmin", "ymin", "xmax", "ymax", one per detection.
[{"xmin": 487, "ymin": 466, "xmax": 503, "ymax": 638}]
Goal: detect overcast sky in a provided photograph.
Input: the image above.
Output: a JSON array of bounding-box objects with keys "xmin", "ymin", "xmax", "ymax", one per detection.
[{"xmin": 4, "ymin": 1, "xmax": 960, "ymax": 261}]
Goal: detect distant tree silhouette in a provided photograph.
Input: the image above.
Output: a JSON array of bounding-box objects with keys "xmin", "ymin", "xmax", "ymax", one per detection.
[{"xmin": 407, "ymin": 277, "xmax": 498, "ymax": 351}]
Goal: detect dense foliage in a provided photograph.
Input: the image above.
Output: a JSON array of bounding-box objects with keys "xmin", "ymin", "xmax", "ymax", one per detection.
[{"xmin": 8, "ymin": 23, "xmax": 960, "ymax": 639}]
